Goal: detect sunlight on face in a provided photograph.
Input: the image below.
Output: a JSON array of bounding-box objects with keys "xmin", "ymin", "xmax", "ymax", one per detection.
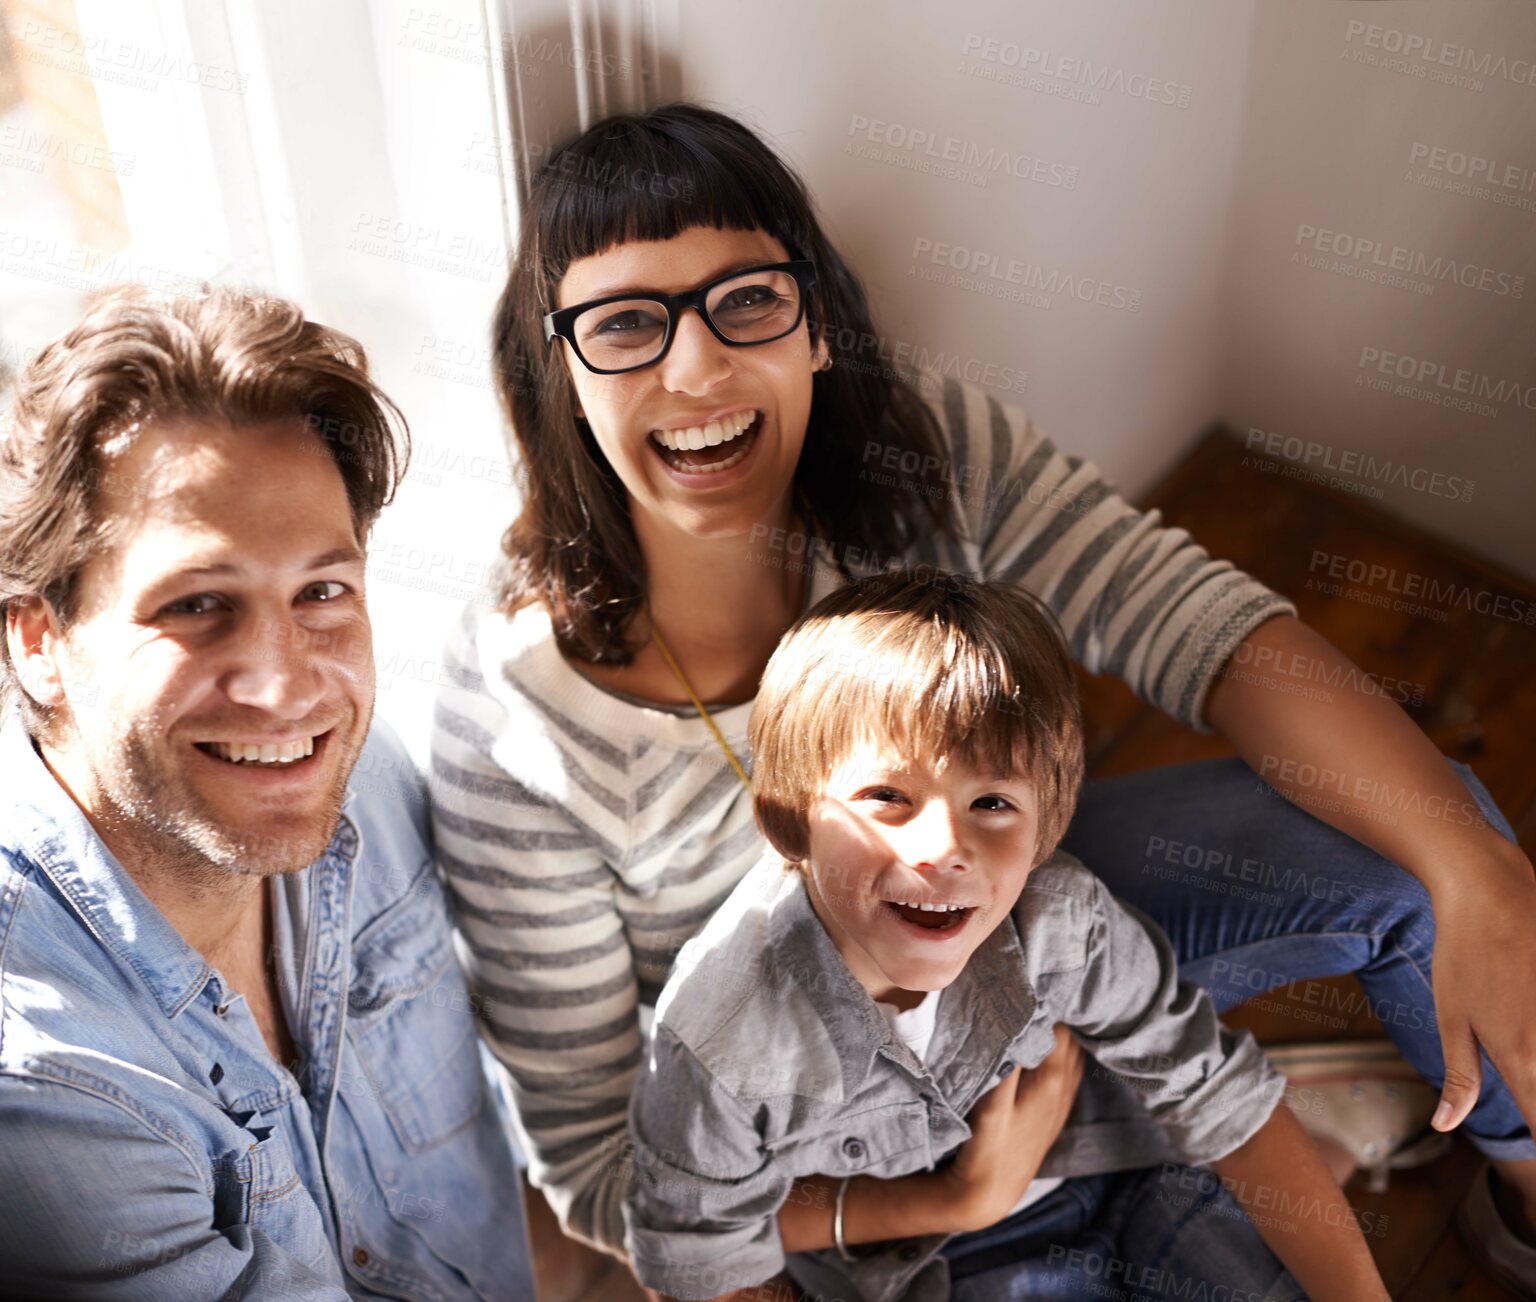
[
  {"xmin": 803, "ymin": 738, "xmax": 1041, "ymax": 1007},
  {"xmin": 46, "ymin": 419, "xmax": 376, "ymax": 881},
  {"xmin": 554, "ymin": 225, "xmax": 824, "ymax": 544}
]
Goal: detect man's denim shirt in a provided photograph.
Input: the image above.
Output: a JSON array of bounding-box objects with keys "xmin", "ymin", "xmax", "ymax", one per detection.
[
  {"xmin": 0, "ymin": 715, "xmax": 536, "ymax": 1301},
  {"xmin": 623, "ymin": 852, "xmax": 1287, "ymax": 1302}
]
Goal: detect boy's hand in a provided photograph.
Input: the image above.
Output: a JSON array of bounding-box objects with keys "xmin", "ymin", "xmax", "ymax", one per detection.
[{"xmin": 942, "ymin": 1023, "xmax": 1084, "ymax": 1232}]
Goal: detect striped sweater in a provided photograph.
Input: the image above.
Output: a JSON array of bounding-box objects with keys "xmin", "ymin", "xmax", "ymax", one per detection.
[{"xmin": 428, "ymin": 373, "xmax": 1297, "ymax": 1254}]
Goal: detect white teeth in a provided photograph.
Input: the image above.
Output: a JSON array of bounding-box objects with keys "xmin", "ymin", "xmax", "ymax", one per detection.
[
  {"xmin": 650, "ymin": 409, "xmax": 756, "ymax": 452},
  {"xmin": 895, "ymin": 901, "xmax": 966, "ymax": 912},
  {"xmin": 207, "ymin": 737, "xmax": 315, "ymax": 765}
]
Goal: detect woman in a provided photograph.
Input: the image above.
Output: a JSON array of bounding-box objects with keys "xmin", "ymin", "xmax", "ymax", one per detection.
[{"xmin": 429, "ymin": 103, "xmax": 1536, "ymax": 1294}]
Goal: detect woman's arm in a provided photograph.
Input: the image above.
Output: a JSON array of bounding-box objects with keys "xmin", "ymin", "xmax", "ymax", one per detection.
[
  {"xmin": 962, "ymin": 373, "xmax": 1536, "ymax": 1136},
  {"xmin": 1205, "ymin": 613, "xmax": 1536, "ymax": 1131},
  {"xmin": 1210, "ymin": 1103, "xmax": 1388, "ymax": 1302}
]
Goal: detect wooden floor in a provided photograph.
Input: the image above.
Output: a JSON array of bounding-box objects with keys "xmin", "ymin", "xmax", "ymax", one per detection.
[
  {"xmin": 522, "ymin": 427, "xmax": 1536, "ymax": 1300},
  {"xmin": 1071, "ymin": 427, "xmax": 1536, "ymax": 1300}
]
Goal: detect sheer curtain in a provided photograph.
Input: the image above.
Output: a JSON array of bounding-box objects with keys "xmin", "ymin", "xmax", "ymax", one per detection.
[{"xmin": 0, "ymin": 0, "xmax": 668, "ymax": 760}]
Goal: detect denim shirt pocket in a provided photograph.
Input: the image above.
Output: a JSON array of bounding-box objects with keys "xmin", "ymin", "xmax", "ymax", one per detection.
[
  {"xmin": 347, "ymin": 861, "xmax": 484, "ymax": 1153},
  {"xmin": 209, "ymin": 1138, "xmax": 335, "ymax": 1276}
]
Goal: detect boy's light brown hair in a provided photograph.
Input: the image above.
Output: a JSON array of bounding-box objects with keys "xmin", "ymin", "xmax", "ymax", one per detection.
[
  {"xmin": 749, "ymin": 569, "xmax": 1085, "ymax": 871},
  {"xmin": 0, "ymin": 281, "xmax": 409, "ymax": 737}
]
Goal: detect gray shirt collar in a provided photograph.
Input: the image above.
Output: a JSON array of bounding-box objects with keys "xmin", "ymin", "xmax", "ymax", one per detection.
[{"xmin": 763, "ymin": 866, "xmax": 1041, "ymax": 1097}]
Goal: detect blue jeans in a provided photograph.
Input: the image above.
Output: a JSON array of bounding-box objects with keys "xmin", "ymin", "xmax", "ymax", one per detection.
[
  {"xmin": 944, "ymin": 1165, "xmax": 1306, "ymax": 1301},
  {"xmin": 1062, "ymin": 755, "xmax": 1532, "ymax": 1160},
  {"xmin": 942, "ymin": 756, "xmax": 1532, "ymax": 1298}
]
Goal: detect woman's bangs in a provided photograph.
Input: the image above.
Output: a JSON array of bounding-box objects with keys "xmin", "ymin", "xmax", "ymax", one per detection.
[{"xmin": 532, "ymin": 125, "xmax": 798, "ymax": 284}]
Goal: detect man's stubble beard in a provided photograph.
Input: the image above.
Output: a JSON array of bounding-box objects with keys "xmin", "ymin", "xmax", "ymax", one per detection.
[{"xmin": 95, "ymin": 714, "xmax": 364, "ymax": 891}]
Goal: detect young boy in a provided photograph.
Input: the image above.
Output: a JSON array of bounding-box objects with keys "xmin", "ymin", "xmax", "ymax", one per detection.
[{"xmin": 623, "ymin": 570, "xmax": 1388, "ymax": 1302}]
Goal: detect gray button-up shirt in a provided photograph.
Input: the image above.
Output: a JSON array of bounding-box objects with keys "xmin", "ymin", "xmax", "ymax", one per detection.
[{"xmin": 623, "ymin": 851, "xmax": 1285, "ymax": 1302}]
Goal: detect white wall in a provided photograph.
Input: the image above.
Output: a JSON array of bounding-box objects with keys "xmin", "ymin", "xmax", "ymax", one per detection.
[
  {"xmin": 5, "ymin": 0, "xmax": 1531, "ymax": 769},
  {"xmin": 1220, "ymin": 0, "xmax": 1536, "ymax": 579},
  {"xmin": 677, "ymin": 0, "xmax": 1261, "ymax": 501},
  {"xmin": 674, "ymin": 0, "xmax": 1535, "ymax": 578}
]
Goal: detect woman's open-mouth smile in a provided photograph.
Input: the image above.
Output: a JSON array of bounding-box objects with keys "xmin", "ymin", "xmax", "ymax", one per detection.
[{"xmin": 648, "ymin": 408, "xmax": 763, "ymax": 481}]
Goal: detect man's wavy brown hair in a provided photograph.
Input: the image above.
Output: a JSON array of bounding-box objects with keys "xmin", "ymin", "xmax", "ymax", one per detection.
[{"xmin": 0, "ymin": 282, "xmax": 409, "ymax": 734}]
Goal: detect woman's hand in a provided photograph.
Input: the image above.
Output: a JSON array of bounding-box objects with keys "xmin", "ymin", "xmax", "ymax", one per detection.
[
  {"xmin": 1429, "ymin": 851, "xmax": 1536, "ymax": 1132},
  {"xmin": 940, "ymin": 1023, "xmax": 1085, "ymax": 1233},
  {"xmin": 777, "ymin": 1024, "xmax": 1085, "ymax": 1250},
  {"xmin": 1204, "ymin": 614, "xmax": 1536, "ymax": 1136}
]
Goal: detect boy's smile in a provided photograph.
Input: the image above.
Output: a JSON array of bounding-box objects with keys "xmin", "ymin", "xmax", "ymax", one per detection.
[{"xmin": 803, "ymin": 740, "xmax": 1042, "ymax": 1009}]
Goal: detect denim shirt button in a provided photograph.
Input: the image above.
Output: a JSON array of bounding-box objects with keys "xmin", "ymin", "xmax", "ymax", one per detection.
[
  {"xmin": 899, "ymin": 1243, "xmax": 922, "ymax": 1262},
  {"xmin": 353, "ymin": 1246, "xmax": 370, "ymax": 1267},
  {"xmin": 997, "ymin": 1061, "xmax": 1015, "ymax": 1078},
  {"xmin": 841, "ymin": 1136, "xmax": 865, "ymax": 1160}
]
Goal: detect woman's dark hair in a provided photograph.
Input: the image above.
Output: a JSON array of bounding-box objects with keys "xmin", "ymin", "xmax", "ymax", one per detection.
[{"xmin": 490, "ymin": 101, "xmax": 959, "ymax": 663}]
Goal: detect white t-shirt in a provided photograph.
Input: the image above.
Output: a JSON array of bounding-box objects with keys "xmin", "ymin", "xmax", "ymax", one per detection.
[{"xmin": 875, "ymin": 990, "xmax": 1065, "ymax": 1220}]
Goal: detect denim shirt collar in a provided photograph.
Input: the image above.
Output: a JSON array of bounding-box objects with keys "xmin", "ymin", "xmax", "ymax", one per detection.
[
  {"xmin": 762, "ymin": 868, "xmax": 1040, "ymax": 1097},
  {"xmin": 1, "ymin": 716, "xmax": 357, "ymax": 1022}
]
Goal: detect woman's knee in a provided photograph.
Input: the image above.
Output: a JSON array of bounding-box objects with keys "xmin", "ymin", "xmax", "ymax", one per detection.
[{"xmin": 1446, "ymin": 759, "xmax": 1520, "ymax": 846}]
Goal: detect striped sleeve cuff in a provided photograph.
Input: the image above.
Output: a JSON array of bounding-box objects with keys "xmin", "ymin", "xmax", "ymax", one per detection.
[{"xmin": 1150, "ymin": 576, "xmax": 1297, "ymax": 734}]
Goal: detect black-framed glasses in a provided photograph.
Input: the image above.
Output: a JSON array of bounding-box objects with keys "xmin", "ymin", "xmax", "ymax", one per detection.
[{"xmin": 543, "ymin": 259, "xmax": 817, "ymax": 375}]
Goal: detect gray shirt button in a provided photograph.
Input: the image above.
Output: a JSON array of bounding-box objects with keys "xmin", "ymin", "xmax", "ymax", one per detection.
[
  {"xmin": 842, "ymin": 1136, "xmax": 865, "ymax": 1160},
  {"xmin": 997, "ymin": 1061, "xmax": 1016, "ymax": 1078}
]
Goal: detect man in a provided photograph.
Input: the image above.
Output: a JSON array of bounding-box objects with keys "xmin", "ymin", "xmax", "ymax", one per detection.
[{"xmin": 0, "ymin": 284, "xmax": 536, "ymax": 1299}]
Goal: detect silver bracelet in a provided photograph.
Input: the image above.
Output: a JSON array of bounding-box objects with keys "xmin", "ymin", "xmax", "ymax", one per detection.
[{"xmin": 834, "ymin": 1175, "xmax": 855, "ymax": 1263}]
